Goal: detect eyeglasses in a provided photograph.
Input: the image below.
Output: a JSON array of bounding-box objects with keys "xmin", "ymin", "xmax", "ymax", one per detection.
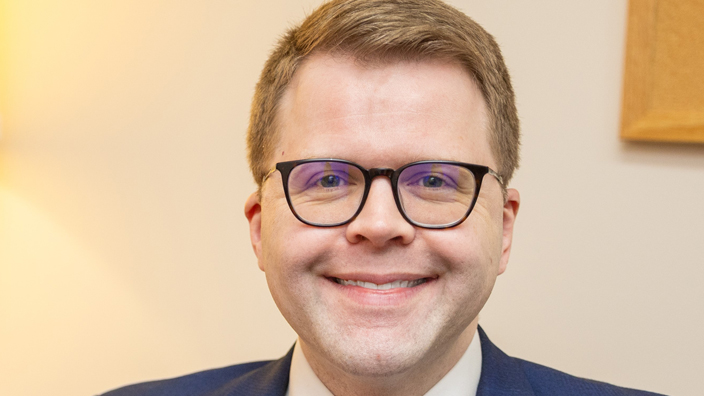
[{"xmin": 262, "ymin": 159, "xmax": 503, "ymax": 229}]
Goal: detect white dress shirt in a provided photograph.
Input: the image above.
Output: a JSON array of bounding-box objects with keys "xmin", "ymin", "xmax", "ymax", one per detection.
[{"xmin": 286, "ymin": 330, "xmax": 482, "ymax": 396}]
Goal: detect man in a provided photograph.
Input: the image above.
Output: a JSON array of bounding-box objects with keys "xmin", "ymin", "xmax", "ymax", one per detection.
[{"xmin": 103, "ymin": 0, "xmax": 661, "ymax": 395}]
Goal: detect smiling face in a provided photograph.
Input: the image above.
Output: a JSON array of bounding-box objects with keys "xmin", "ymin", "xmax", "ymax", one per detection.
[{"xmin": 245, "ymin": 53, "xmax": 519, "ymax": 390}]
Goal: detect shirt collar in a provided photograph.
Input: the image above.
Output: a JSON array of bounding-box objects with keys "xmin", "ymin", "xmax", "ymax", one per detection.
[
  {"xmin": 286, "ymin": 330, "xmax": 482, "ymax": 396},
  {"xmin": 286, "ymin": 340, "xmax": 334, "ymax": 396}
]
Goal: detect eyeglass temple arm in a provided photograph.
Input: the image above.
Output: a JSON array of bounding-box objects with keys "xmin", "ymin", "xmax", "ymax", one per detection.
[
  {"xmin": 486, "ymin": 168, "xmax": 508, "ymax": 202},
  {"xmin": 262, "ymin": 167, "xmax": 278, "ymax": 183},
  {"xmin": 487, "ymin": 168, "xmax": 504, "ymax": 186}
]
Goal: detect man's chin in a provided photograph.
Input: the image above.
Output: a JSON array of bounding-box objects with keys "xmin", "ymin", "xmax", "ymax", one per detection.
[
  {"xmin": 305, "ymin": 326, "xmax": 435, "ymax": 378},
  {"xmin": 328, "ymin": 347, "xmax": 424, "ymax": 378}
]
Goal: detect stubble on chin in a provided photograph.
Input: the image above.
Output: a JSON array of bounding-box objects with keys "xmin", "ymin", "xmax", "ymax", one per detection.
[{"xmin": 304, "ymin": 321, "xmax": 436, "ymax": 378}]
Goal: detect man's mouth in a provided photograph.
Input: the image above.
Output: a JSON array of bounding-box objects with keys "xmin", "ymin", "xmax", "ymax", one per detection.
[{"xmin": 332, "ymin": 277, "xmax": 428, "ymax": 290}]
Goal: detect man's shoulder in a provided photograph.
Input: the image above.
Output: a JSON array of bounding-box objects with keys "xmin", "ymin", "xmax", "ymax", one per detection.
[
  {"xmin": 516, "ymin": 357, "xmax": 663, "ymax": 396},
  {"xmin": 477, "ymin": 327, "xmax": 665, "ymax": 396},
  {"xmin": 100, "ymin": 350, "xmax": 293, "ymax": 396}
]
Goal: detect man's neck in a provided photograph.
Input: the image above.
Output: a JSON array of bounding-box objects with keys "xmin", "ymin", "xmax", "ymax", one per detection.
[{"xmin": 299, "ymin": 322, "xmax": 478, "ymax": 396}]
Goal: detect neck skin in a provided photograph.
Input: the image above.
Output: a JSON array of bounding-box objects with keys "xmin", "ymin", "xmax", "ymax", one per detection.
[{"xmin": 300, "ymin": 318, "xmax": 479, "ymax": 396}]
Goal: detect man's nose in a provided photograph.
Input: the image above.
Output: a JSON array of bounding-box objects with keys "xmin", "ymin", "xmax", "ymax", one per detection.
[{"xmin": 345, "ymin": 177, "xmax": 416, "ymax": 247}]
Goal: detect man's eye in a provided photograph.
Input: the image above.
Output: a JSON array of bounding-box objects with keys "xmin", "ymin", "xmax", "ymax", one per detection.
[
  {"xmin": 319, "ymin": 175, "xmax": 342, "ymax": 188},
  {"xmin": 421, "ymin": 175, "xmax": 445, "ymax": 188}
]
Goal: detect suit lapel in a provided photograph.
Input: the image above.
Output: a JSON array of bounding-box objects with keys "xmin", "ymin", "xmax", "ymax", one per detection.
[
  {"xmin": 225, "ymin": 346, "xmax": 293, "ymax": 396},
  {"xmin": 476, "ymin": 326, "xmax": 535, "ymax": 396}
]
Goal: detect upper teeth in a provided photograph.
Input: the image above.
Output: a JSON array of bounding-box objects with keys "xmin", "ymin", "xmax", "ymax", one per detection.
[{"xmin": 335, "ymin": 278, "xmax": 426, "ymax": 290}]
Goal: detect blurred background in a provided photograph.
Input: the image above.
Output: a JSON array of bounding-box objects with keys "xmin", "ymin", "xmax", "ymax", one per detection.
[{"xmin": 1, "ymin": 1, "xmax": 702, "ymax": 395}]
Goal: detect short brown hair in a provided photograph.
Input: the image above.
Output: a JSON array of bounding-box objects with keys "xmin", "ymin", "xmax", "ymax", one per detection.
[{"xmin": 247, "ymin": 0, "xmax": 519, "ymax": 188}]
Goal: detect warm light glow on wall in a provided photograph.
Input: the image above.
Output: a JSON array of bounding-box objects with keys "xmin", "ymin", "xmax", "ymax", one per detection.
[
  {"xmin": 0, "ymin": 5, "xmax": 160, "ymax": 394},
  {"xmin": 1, "ymin": 0, "xmax": 7, "ymax": 142},
  {"xmin": 0, "ymin": 2, "xmax": 287, "ymax": 394},
  {"xmin": 0, "ymin": 185, "xmax": 158, "ymax": 395}
]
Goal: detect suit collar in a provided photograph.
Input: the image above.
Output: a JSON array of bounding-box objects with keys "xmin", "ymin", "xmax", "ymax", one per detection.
[
  {"xmin": 227, "ymin": 346, "xmax": 293, "ymax": 396},
  {"xmin": 476, "ymin": 326, "xmax": 535, "ymax": 395}
]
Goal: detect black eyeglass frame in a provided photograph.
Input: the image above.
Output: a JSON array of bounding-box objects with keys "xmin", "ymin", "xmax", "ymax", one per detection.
[{"xmin": 262, "ymin": 158, "xmax": 504, "ymax": 229}]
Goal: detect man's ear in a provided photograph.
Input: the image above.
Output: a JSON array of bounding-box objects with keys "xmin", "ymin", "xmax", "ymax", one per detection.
[
  {"xmin": 244, "ymin": 191, "xmax": 265, "ymax": 271},
  {"xmin": 498, "ymin": 188, "xmax": 520, "ymax": 275}
]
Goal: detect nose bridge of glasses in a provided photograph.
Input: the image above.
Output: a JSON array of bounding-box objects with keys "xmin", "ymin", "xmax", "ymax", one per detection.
[
  {"xmin": 368, "ymin": 168, "xmax": 395, "ymax": 180},
  {"xmin": 360, "ymin": 168, "xmax": 398, "ymax": 211},
  {"xmin": 357, "ymin": 167, "xmax": 405, "ymax": 223},
  {"xmin": 362, "ymin": 168, "xmax": 397, "ymax": 208}
]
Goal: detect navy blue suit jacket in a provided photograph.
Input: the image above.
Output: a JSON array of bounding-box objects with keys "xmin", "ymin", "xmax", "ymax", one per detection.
[{"xmin": 102, "ymin": 327, "xmax": 664, "ymax": 395}]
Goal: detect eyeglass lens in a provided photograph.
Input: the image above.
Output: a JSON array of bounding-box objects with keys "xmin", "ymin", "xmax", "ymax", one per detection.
[
  {"xmin": 397, "ymin": 162, "xmax": 476, "ymax": 226},
  {"xmin": 287, "ymin": 161, "xmax": 477, "ymax": 227}
]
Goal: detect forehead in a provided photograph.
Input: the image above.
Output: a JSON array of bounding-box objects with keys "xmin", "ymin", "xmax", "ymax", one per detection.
[{"xmin": 274, "ymin": 53, "xmax": 493, "ymax": 168}]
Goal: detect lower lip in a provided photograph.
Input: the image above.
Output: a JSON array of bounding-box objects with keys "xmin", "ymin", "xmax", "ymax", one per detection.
[{"xmin": 324, "ymin": 277, "xmax": 435, "ymax": 307}]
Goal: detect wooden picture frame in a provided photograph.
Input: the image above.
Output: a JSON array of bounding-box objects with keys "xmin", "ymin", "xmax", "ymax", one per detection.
[{"xmin": 621, "ymin": 0, "xmax": 704, "ymax": 143}]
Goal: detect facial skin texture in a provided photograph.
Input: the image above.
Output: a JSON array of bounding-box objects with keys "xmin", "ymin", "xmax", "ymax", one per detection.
[{"xmin": 245, "ymin": 53, "xmax": 520, "ymax": 396}]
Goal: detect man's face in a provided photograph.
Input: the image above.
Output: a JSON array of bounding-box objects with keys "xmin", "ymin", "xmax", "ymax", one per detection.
[{"xmin": 246, "ymin": 53, "xmax": 518, "ymax": 378}]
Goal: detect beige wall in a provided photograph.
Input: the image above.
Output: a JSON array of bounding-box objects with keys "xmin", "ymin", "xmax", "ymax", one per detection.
[{"xmin": 0, "ymin": 1, "xmax": 701, "ymax": 395}]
